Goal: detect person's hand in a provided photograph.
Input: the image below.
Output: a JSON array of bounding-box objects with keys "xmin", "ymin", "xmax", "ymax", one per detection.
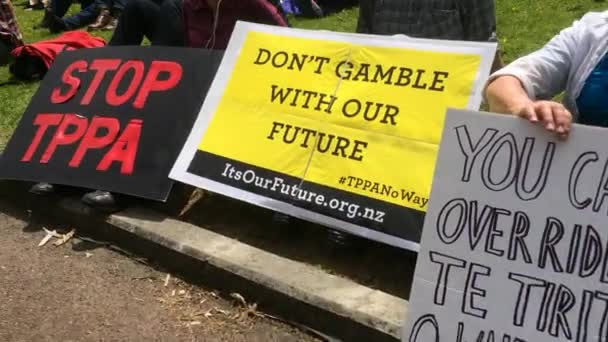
[{"xmin": 512, "ymin": 100, "xmax": 573, "ymax": 139}]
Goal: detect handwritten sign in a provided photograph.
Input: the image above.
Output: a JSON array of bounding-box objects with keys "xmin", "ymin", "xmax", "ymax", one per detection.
[
  {"xmin": 0, "ymin": 47, "xmax": 223, "ymax": 201},
  {"xmin": 403, "ymin": 109, "xmax": 608, "ymax": 341},
  {"xmin": 171, "ymin": 22, "xmax": 496, "ymax": 250}
]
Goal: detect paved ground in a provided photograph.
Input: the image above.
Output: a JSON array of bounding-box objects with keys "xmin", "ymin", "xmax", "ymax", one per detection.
[{"xmin": 0, "ymin": 212, "xmax": 320, "ymax": 342}]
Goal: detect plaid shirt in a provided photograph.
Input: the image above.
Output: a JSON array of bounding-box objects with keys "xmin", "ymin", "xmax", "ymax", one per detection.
[
  {"xmin": 357, "ymin": 0, "xmax": 497, "ymax": 42},
  {"xmin": 0, "ymin": 0, "xmax": 23, "ymax": 47}
]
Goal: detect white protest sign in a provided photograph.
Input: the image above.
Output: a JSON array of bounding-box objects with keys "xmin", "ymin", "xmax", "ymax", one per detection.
[{"xmin": 403, "ymin": 109, "xmax": 608, "ymax": 341}]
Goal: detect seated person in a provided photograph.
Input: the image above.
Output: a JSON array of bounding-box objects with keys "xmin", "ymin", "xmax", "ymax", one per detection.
[
  {"xmin": 182, "ymin": 0, "xmax": 287, "ymax": 49},
  {"xmin": 357, "ymin": 0, "xmax": 503, "ymax": 72},
  {"xmin": 38, "ymin": 0, "xmax": 125, "ymax": 32},
  {"xmin": 109, "ymin": 0, "xmax": 287, "ymax": 48},
  {"xmin": 0, "ymin": 0, "xmax": 23, "ymax": 65},
  {"xmin": 485, "ymin": 11, "xmax": 608, "ymax": 138},
  {"xmin": 32, "ymin": 0, "xmax": 289, "ymax": 209}
]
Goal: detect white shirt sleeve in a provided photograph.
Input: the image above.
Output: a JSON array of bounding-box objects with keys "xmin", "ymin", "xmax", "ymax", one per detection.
[{"xmin": 487, "ymin": 15, "xmax": 585, "ymax": 100}]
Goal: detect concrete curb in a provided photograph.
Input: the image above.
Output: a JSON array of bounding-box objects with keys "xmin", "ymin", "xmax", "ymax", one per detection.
[{"xmin": 0, "ymin": 181, "xmax": 407, "ymax": 341}]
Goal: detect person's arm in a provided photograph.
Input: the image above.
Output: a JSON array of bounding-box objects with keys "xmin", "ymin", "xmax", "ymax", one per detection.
[
  {"xmin": 250, "ymin": 0, "xmax": 288, "ymax": 27},
  {"xmin": 486, "ymin": 75, "xmax": 572, "ymax": 139},
  {"xmin": 484, "ymin": 13, "xmax": 585, "ymax": 138},
  {"xmin": 486, "ymin": 75, "xmax": 531, "ymax": 114}
]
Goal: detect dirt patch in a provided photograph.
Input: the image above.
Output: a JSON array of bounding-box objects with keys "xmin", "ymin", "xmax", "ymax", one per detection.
[{"xmin": 0, "ymin": 212, "xmax": 320, "ymax": 342}]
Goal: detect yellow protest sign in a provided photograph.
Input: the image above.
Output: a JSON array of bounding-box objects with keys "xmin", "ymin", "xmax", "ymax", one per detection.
[{"xmin": 171, "ymin": 22, "xmax": 496, "ymax": 250}]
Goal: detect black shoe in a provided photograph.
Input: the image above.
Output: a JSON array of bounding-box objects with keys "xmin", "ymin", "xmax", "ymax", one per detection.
[
  {"xmin": 272, "ymin": 212, "xmax": 292, "ymax": 227},
  {"xmin": 29, "ymin": 182, "xmax": 55, "ymax": 195},
  {"xmin": 47, "ymin": 12, "xmax": 68, "ymax": 33},
  {"xmin": 327, "ymin": 229, "xmax": 354, "ymax": 248},
  {"xmin": 35, "ymin": 9, "xmax": 53, "ymax": 29},
  {"xmin": 81, "ymin": 190, "xmax": 118, "ymax": 212}
]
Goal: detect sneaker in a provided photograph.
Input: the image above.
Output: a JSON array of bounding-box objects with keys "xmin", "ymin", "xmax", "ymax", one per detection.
[
  {"xmin": 34, "ymin": 9, "xmax": 53, "ymax": 29},
  {"xmin": 101, "ymin": 17, "xmax": 118, "ymax": 31},
  {"xmin": 47, "ymin": 12, "xmax": 68, "ymax": 33},
  {"xmin": 87, "ymin": 8, "xmax": 111, "ymax": 31}
]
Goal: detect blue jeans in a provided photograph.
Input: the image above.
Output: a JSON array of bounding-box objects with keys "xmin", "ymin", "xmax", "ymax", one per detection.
[{"xmin": 53, "ymin": 0, "xmax": 127, "ymax": 29}]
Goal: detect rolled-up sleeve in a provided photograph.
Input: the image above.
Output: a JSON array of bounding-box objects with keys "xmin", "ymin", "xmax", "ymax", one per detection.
[
  {"xmin": 487, "ymin": 16, "xmax": 582, "ymax": 101},
  {"xmin": 250, "ymin": 0, "xmax": 289, "ymax": 27}
]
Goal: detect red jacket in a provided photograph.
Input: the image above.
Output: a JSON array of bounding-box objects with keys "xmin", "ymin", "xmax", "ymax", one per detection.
[
  {"xmin": 183, "ymin": 0, "xmax": 288, "ymax": 50},
  {"xmin": 12, "ymin": 31, "xmax": 106, "ymax": 68}
]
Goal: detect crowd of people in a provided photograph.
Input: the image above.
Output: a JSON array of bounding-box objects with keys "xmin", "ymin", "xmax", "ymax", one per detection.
[
  {"xmin": 0, "ymin": 0, "xmax": 292, "ymax": 65},
  {"xmin": 0, "ymin": 1, "xmax": 604, "ymax": 236}
]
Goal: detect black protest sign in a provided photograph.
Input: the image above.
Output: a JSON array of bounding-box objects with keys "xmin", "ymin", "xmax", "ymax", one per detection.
[
  {"xmin": 403, "ymin": 109, "xmax": 608, "ymax": 341},
  {"xmin": 0, "ymin": 47, "xmax": 223, "ymax": 201}
]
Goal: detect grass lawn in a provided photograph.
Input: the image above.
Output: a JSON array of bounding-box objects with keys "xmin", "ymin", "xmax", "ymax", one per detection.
[{"xmin": 0, "ymin": 0, "xmax": 605, "ymax": 148}]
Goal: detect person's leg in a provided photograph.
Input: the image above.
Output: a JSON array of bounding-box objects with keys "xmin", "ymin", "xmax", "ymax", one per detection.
[
  {"xmin": 84, "ymin": 0, "xmax": 161, "ymax": 208},
  {"xmin": 36, "ymin": 9, "xmax": 52, "ymax": 28},
  {"xmin": 108, "ymin": 0, "xmax": 160, "ymax": 46},
  {"xmin": 46, "ymin": 0, "xmax": 96, "ymax": 31},
  {"xmin": 356, "ymin": 0, "xmax": 375, "ymax": 34},
  {"xmin": 110, "ymin": 0, "xmax": 127, "ymax": 11},
  {"xmin": 61, "ymin": 0, "xmax": 100, "ymax": 29},
  {"xmin": 50, "ymin": 0, "xmax": 72, "ymax": 17},
  {"xmin": 150, "ymin": 0, "xmax": 184, "ymax": 46}
]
